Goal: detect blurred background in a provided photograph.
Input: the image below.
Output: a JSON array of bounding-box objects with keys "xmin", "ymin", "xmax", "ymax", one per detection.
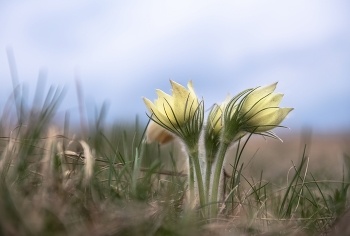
[{"xmin": 0, "ymin": 0, "xmax": 349, "ymax": 132}]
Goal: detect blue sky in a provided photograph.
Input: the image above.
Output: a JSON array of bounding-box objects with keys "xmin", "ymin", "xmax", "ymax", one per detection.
[{"xmin": 0, "ymin": 1, "xmax": 349, "ymax": 131}]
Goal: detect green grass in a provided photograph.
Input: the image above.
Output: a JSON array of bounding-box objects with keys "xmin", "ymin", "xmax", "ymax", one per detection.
[{"xmin": 0, "ymin": 82, "xmax": 349, "ymax": 235}]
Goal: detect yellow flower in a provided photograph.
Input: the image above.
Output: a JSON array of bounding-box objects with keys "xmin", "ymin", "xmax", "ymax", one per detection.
[
  {"xmin": 143, "ymin": 80, "xmax": 202, "ymax": 135},
  {"xmin": 239, "ymin": 82, "xmax": 293, "ymax": 132},
  {"xmin": 208, "ymin": 104, "xmax": 222, "ymax": 135},
  {"xmin": 207, "ymin": 96, "xmax": 229, "ymax": 136},
  {"xmin": 221, "ymin": 82, "xmax": 293, "ymax": 143}
]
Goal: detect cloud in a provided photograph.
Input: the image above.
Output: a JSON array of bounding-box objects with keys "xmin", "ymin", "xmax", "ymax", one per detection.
[{"xmin": 0, "ymin": 1, "xmax": 349, "ymax": 130}]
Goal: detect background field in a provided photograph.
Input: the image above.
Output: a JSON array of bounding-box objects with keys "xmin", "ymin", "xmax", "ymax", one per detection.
[{"xmin": 1, "ymin": 95, "xmax": 349, "ymax": 235}]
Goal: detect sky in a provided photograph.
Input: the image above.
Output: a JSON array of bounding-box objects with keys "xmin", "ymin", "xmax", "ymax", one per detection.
[{"xmin": 0, "ymin": 1, "xmax": 349, "ymax": 132}]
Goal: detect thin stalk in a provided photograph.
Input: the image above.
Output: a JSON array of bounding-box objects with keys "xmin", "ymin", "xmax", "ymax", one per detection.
[
  {"xmin": 189, "ymin": 148, "xmax": 206, "ymax": 215},
  {"xmin": 210, "ymin": 142, "xmax": 229, "ymax": 218},
  {"xmin": 188, "ymin": 157, "xmax": 195, "ymax": 205},
  {"xmin": 205, "ymin": 159, "xmax": 213, "ymax": 199},
  {"xmin": 205, "ymin": 159, "xmax": 213, "ymax": 217}
]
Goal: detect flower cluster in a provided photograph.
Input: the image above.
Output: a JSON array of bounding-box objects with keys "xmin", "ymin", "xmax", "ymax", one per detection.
[{"xmin": 143, "ymin": 80, "xmax": 293, "ymax": 218}]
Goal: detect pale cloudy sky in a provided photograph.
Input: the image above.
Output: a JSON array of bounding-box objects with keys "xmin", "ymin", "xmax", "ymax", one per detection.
[{"xmin": 0, "ymin": 1, "xmax": 349, "ymax": 131}]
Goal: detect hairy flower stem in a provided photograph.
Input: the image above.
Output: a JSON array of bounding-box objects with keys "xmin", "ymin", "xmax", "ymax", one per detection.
[
  {"xmin": 205, "ymin": 159, "xmax": 213, "ymax": 216},
  {"xmin": 210, "ymin": 141, "xmax": 230, "ymax": 218},
  {"xmin": 205, "ymin": 159, "xmax": 213, "ymax": 198},
  {"xmin": 188, "ymin": 157, "xmax": 195, "ymax": 204},
  {"xmin": 188, "ymin": 147, "xmax": 206, "ymax": 216}
]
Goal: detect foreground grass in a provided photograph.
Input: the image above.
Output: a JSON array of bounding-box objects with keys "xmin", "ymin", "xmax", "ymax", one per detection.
[{"xmin": 0, "ymin": 84, "xmax": 349, "ymax": 235}]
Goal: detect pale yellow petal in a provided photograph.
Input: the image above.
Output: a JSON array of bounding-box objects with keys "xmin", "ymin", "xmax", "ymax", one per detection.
[
  {"xmin": 242, "ymin": 82, "xmax": 278, "ymax": 114},
  {"xmin": 248, "ymin": 107, "xmax": 277, "ymax": 124},
  {"xmin": 246, "ymin": 93, "xmax": 284, "ymax": 118},
  {"xmin": 208, "ymin": 104, "xmax": 223, "ymax": 134},
  {"xmin": 143, "ymin": 97, "xmax": 155, "ymax": 114},
  {"xmin": 154, "ymin": 90, "xmax": 177, "ymax": 123},
  {"xmin": 169, "ymin": 80, "xmax": 188, "ymax": 121},
  {"xmin": 170, "ymin": 80, "xmax": 190, "ymax": 101},
  {"xmin": 248, "ymin": 107, "xmax": 293, "ymax": 132},
  {"xmin": 156, "ymin": 90, "xmax": 173, "ymax": 105},
  {"xmin": 170, "ymin": 80, "xmax": 199, "ymax": 122},
  {"xmin": 187, "ymin": 82, "xmax": 199, "ymax": 113},
  {"xmin": 187, "ymin": 80, "xmax": 198, "ymax": 103},
  {"xmin": 261, "ymin": 93, "xmax": 284, "ymax": 107},
  {"xmin": 143, "ymin": 97, "xmax": 172, "ymax": 127}
]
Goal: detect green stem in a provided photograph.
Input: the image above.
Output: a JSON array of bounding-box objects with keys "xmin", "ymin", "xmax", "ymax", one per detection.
[
  {"xmin": 210, "ymin": 142, "xmax": 229, "ymax": 218},
  {"xmin": 188, "ymin": 157, "xmax": 194, "ymax": 205},
  {"xmin": 190, "ymin": 149, "xmax": 206, "ymax": 214},
  {"xmin": 205, "ymin": 159, "xmax": 213, "ymax": 216},
  {"xmin": 205, "ymin": 159, "xmax": 213, "ymax": 199}
]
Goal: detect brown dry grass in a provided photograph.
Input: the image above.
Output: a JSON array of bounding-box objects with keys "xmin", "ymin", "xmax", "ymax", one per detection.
[{"xmin": 224, "ymin": 131, "xmax": 350, "ymax": 181}]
